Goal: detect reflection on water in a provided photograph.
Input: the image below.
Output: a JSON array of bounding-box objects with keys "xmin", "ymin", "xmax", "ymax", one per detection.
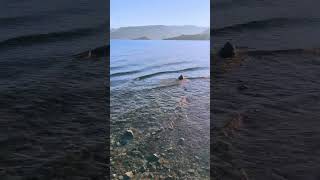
[{"xmin": 110, "ymin": 40, "xmax": 210, "ymax": 179}]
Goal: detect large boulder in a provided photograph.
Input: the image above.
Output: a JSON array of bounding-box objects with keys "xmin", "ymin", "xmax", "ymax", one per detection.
[{"xmin": 219, "ymin": 42, "xmax": 235, "ymax": 58}]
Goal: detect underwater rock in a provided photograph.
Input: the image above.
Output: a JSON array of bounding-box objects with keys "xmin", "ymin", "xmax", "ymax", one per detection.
[
  {"xmin": 178, "ymin": 138, "xmax": 185, "ymax": 145},
  {"xmin": 120, "ymin": 129, "xmax": 134, "ymax": 145},
  {"xmin": 165, "ymin": 175, "xmax": 175, "ymax": 180},
  {"xmin": 188, "ymin": 169, "xmax": 195, "ymax": 174},
  {"xmin": 147, "ymin": 153, "xmax": 160, "ymax": 162},
  {"xmin": 219, "ymin": 42, "xmax": 235, "ymax": 58}
]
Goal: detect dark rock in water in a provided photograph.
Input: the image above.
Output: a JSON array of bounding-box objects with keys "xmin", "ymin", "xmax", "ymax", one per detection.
[
  {"xmin": 147, "ymin": 153, "xmax": 160, "ymax": 162},
  {"xmin": 219, "ymin": 42, "xmax": 235, "ymax": 58},
  {"xmin": 178, "ymin": 138, "xmax": 185, "ymax": 145},
  {"xmin": 120, "ymin": 129, "xmax": 134, "ymax": 145},
  {"xmin": 178, "ymin": 74, "xmax": 184, "ymax": 80}
]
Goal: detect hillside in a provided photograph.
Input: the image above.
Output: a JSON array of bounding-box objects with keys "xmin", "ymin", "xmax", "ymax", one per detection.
[{"xmin": 110, "ymin": 25, "xmax": 208, "ymax": 40}]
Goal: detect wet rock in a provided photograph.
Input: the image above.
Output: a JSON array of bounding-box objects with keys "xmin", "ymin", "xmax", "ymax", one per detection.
[
  {"xmin": 178, "ymin": 138, "xmax": 185, "ymax": 145},
  {"xmin": 219, "ymin": 42, "xmax": 235, "ymax": 58},
  {"xmin": 139, "ymin": 165, "xmax": 146, "ymax": 173},
  {"xmin": 165, "ymin": 147, "xmax": 174, "ymax": 153},
  {"xmin": 188, "ymin": 169, "xmax": 195, "ymax": 174},
  {"xmin": 178, "ymin": 74, "xmax": 184, "ymax": 80},
  {"xmin": 120, "ymin": 129, "xmax": 134, "ymax": 145},
  {"xmin": 130, "ymin": 150, "xmax": 144, "ymax": 158},
  {"xmin": 147, "ymin": 153, "xmax": 160, "ymax": 162},
  {"xmin": 165, "ymin": 175, "xmax": 174, "ymax": 180},
  {"xmin": 123, "ymin": 171, "xmax": 134, "ymax": 180}
]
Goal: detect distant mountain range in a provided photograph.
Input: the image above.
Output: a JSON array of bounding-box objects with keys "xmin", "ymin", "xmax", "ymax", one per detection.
[
  {"xmin": 165, "ymin": 29, "xmax": 210, "ymax": 40},
  {"xmin": 133, "ymin": 36, "xmax": 150, "ymax": 40},
  {"xmin": 110, "ymin": 25, "xmax": 208, "ymax": 40}
]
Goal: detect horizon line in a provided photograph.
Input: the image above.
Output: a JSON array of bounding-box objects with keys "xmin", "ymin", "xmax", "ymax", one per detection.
[{"xmin": 110, "ymin": 24, "xmax": 210, "ymax": 29}]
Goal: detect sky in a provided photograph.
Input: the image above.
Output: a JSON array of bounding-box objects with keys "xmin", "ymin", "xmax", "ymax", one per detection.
[{"xmin": 110, "ymin": 0, "xmax": 210, "ymax": 28}]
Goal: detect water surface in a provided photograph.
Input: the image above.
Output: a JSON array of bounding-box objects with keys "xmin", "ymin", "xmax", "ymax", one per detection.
[{"xmin": 111, "ymin": 40, "xmax": 210, "ymax": 179}]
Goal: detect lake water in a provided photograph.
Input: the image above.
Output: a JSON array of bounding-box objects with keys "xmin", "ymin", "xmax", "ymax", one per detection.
[
  {"xmin": 0, "ymin": 0, "xmax": 108, "ymax": 178},
  {"xmin": 110, "ymin": 40, "xmax": 210, "ymax": 179},
  {"xmin": 212, "ymin": 0, "xmax": 320, "ymax": 50}
]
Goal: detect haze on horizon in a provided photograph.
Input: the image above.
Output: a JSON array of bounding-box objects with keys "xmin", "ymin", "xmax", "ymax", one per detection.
[{"xmin": 110, "ymin": 0, "xmax": 210, "ymax": 29}]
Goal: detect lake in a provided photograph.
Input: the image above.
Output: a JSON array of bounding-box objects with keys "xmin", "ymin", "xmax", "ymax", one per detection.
[
  {"xmin": 0, "ymin": 0, "xmax": 107, "ymax": 178},
  {"xmin": 110, "ymin": 40, "xmax": 210, "ymax": 179}
]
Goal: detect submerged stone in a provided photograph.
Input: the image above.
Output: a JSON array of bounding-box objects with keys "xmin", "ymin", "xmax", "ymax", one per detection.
[
  {"xmin": 147, "ymin": 153, "xmax": 160, "ymax": 162},
  {"xmin": 178, "ymin": 138, "xmax": 185, "ymax": 145},
  {"xmin": 188, "ymin": 169, "xmax": 195, "ymax": 174},
  {"xmin": 120, "ymin": 129, "xmax": 134, "ymax": 145}
]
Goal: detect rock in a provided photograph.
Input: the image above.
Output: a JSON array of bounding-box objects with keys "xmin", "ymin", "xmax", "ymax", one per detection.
[
  {"xmin": 123, "ymin": 171, "xmax": 134, "ymax": 180},
  {"xmin": 219, "ymin": 42, "xmax": 235, "ymax": 58},
  {"xmin": 165, "ymin": 175, "xmax": 174, "ymax": 180},
  {"xmin": 178, "ymin": 138, "xmax": 185, "ymax": 145},
  {"xmin": 147, "ymin": 153, "xmax": 160, "ymax": 162},
  {"xmin": 120, "ymin": 129, "xmax": 134, "ymax": 145},
  {"xmin": 178, "ymin": 74, "xmax": 184, "ymax": 80},
  {"xmin": 166, "ymin": 147, "xmax": 173, "ymax": 153},
  {"xmin": 124, "ymin": 129, "xmax": 134, "ymax": 138},
  {"xmin": 188, "ymin": 169, "xmax": 195, "ymax": 174}
]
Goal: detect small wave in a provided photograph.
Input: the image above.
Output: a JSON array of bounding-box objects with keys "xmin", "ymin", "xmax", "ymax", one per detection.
[
  {"xmin": 213, "ymin": 17, "xmax": 320, "ymax": 35},
  {"xmin": 110, "ymin": 61, "xmax": 193, "ymax": 78},
  {"xmin": 0, "ymin": 23, "xmax": 107, "ymax": 49},
  {"xmin": 136, "ymin": 67, "xmax": 207, "ymax": 80},
  {"xmin": 247, "ymin": 48, "xmax": 320, "ymax": 56},
  {"xmin": 110, "ymin": 70, "xmax": 141, "ymax": 77},
  {"xmin": 139, "ymin": 61, "xmax": 192, "ymax": 71},
  {"xmin": 0, "ymin": 15, "xmax": 40, "ymax": 26},
  {"xmin": 187, "ymin": 76, "xmax": 210, "ymax": 80}
]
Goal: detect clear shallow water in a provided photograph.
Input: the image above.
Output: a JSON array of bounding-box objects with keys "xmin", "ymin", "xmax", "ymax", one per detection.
[{"xmin": 110, "ymin": 40, "xmax": 210, "ymax": 179}]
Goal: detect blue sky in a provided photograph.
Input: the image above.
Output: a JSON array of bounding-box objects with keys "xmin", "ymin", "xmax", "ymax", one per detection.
[{"xmin": 111, "ymin": 0, "xmax": 210, "ymax": 28}]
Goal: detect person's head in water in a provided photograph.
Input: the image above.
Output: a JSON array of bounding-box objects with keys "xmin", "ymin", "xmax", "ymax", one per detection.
[
  {"xmin": 178, "ymin": 74, "xmax": 184, "ymax": 80},
  {"xmin": 219, "ymin": 42, "xmax": 235, "ymax": 58}
]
